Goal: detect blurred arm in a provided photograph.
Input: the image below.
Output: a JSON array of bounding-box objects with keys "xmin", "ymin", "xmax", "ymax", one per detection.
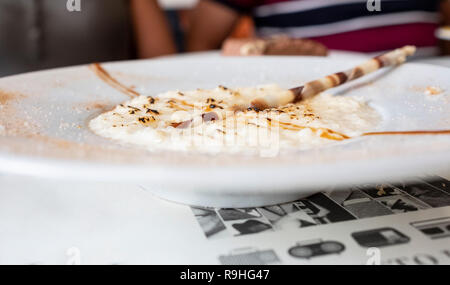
[
  {"xmin": 187, "ymin": 0, "xmax": 240, "ymax": 51},
  {"xmin": 130, "ymin": 0, "xmax": 177, "ymax": 58}
]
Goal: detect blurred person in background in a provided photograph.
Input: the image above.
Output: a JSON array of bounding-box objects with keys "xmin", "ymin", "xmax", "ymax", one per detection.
[
  {"xmin": 0, "ymin": 0, "xmax": 176, "ymax": 77},
  {"xmin": 131, "ymin": 0, "xmax": 177, "ymax": 57},
  {"xmin": 187, "ymin": 0, "xmax": 445, "ymax": 55}
]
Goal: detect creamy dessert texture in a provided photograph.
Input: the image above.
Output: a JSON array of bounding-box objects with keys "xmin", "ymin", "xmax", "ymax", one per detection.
[{"xmin": 89, "ymin": 85, "xmax": 381, "ymax": 153}]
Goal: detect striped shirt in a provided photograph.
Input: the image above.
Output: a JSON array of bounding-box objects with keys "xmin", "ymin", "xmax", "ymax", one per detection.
[{"xmin": 214, "ymin": 0, "xmax": 440, "ymax": 54}]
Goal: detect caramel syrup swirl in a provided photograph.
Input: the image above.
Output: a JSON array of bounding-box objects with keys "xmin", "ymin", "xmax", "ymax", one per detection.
[
  {"xmin": 268, "ymin": 119, "xmax": 450, "ymax": 141},
  {"xmin": 267, "ymin": 119, "xmax": 350, "ymax": 141},
  {"xmin": 90, "ymin": 63, "xmax": 140, "ymax": 98},
  {"xmin": 362, "ymin": 130, "xmax": 450, "ymax": 136}
]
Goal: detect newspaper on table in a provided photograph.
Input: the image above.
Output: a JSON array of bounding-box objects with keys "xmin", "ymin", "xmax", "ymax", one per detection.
[{"xmin": 0, "ymin": 173, "xmax": 449, "ymax": 265}]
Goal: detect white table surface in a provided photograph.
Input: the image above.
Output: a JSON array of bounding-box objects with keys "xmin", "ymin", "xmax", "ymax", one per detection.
[{"xmin": 1, "ymin": 52, "xmax": 449, "ymax": 265}]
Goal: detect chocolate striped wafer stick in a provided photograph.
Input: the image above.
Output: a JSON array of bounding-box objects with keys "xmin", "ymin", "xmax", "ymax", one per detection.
[{"xmin": 249, "ymin": 45, "xmax": 416, "ymax": 111}]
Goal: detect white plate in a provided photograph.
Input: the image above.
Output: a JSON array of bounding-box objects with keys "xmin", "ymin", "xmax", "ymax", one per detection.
[{"xmin": 0, "ymin": 56, "xmax": 449, "ymax": 207}]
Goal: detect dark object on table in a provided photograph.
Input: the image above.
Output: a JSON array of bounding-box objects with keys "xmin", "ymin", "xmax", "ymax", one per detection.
[
  {"xmin": 232, "ymin": 219, "xmax": 272, "ymax": 235},
  {"xmin": 411, "ymin": 217, "xmax": 450, "ymax": 240},
  {"xmin": 288, "ymin": 240, "xmax": 345, "ymax": 259},
  {"xmin": 218, "ymin": 208, "xmax": 261, "ymax": 221},
  {"xmin": 219, "ymin": 248, "xmax": 280, "ymax": 265},
  {"xmin": 352, "ymin": 227, "xmax": 410, "ymax": 248}
]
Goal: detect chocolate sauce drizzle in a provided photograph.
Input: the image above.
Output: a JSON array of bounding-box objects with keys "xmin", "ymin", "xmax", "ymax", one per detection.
[{"xmin": 90, "ymin": 63, "xmax": 140, "ymax": 98}]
